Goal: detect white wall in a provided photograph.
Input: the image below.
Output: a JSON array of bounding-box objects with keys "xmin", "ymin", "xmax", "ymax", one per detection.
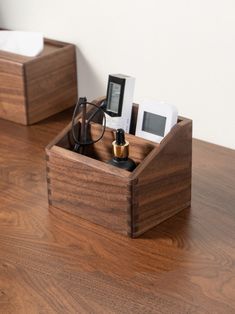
[{"xmin": 0, "ymin": 0, "xmax": 235, "ymax": 149}]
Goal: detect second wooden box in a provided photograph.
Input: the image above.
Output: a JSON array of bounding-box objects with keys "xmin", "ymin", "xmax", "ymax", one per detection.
[{"xmin": 0, "ymin": 37, "xmax": 77, "ymax": 125}]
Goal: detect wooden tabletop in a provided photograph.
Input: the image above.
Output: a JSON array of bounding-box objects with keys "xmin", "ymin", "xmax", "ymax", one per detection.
[{"xmin": 0, "ymin": 110, "xmax": 234, "ymax": 314}]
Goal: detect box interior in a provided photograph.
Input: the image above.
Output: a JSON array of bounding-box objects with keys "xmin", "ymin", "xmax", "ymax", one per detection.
[
  {"xmin": 53, "ymin": 104, "xmax": 184, "ymax": 170},
  {"xmin": 56, "ymin": 121, "xmax": 158, "ymax": 167}
]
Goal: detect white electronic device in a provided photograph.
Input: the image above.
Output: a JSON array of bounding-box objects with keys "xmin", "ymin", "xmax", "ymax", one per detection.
[
  {"xmin": 135, "ymin": 100, "xmax": 178, "ymax": 143},
  {"xmin": 104, "ymin": 74, "xmax": 135, "ymax": 133}
]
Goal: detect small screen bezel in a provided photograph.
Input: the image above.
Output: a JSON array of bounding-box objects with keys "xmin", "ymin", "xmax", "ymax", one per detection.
[
  {"xmin": 135, "ymin": 100, "xmax": 178, "ymax": 143},
  {"xmin": 105, "ymin": 75, "xmax": 125, "ymax": 117},
  {"xmin": 142, "ymin": 111, "xmax": 167, "ymax": 137}
]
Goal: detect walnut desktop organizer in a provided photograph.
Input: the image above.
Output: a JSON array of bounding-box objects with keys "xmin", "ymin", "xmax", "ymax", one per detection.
[{"xmin": 46, "ymin": 98, "xmax": 192, "ymax": 238}]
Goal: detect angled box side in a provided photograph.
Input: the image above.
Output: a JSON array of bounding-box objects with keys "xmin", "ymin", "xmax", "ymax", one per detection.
[{"xmin": 131, "ymin": 118, "xmax": 192, "ymax": 237}]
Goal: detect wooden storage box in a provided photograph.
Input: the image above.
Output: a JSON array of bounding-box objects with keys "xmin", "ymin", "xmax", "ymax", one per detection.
[
  {"xmin": 46, "ymin": 99, "xmax": 192, "ymax": 238},
  {"xmin": 0, "ymin": 38, "xmax": 77, "ymax": 125}
]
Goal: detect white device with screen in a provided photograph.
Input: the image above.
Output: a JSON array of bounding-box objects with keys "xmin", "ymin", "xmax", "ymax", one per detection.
[
  {"xmin": 135, "ymin": 100, "xmax": 178, "ymax": 143},
  {"xmin": 105, "ymin": 74, "xmax": 135, "ymax": 133}
]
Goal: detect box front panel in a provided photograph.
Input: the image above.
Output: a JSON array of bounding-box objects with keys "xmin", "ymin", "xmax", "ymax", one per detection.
[
  {"xmin": 0, "ymin": 60, "xmax": 27, "ymax": 124},
  {"xmin": 47, "ymin": 148, "xmax": 131, "ymax": 235}
]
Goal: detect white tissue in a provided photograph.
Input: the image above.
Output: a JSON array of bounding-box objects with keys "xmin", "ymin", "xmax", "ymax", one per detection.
[{"xmin": 0, "ymin": 31, "xmax": 43, "ymax": 57}]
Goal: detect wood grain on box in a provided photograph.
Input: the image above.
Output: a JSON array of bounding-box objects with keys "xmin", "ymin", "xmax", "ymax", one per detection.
[
  {"xmin": 0, "ymin": 38, "xmax": 77, "ymax": 125},
  {"xmin": 131, "ymin": 117, "xmax": 192, "ymax": 237},
  {"xmin": 1, "ymin": 107, "xmax": 235, "ymax": 312},
  {"xmin": 46, "ymin": 99, "xmax": 192, "ymax": 237}
]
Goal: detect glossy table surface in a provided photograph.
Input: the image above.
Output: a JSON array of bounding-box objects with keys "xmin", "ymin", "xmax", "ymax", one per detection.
[{"xmin": 0, "ymin": 110, "xmax": 235, "ymax": 313}]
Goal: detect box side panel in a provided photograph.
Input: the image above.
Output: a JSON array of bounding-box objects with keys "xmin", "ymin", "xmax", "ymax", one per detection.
[
  {"xmin": 46, "ymin": 148, "xmax": 131, "ymax": 236},
  {"xmin": 25, "ymin": 45, "xmax": 77, "ymax": 124},
  {"xmin": 132, "ymin": 120, "xmax": 192, "ymax": 237},
  {"xmin": 0, "ymin": 60, "xmax": 27, "ymax": 124}
]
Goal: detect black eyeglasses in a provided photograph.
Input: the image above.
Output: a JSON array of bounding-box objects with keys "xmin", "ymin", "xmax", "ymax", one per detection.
[{"xmin": 71, "ymin": 97, "xmax": 107, "ymax": 154}]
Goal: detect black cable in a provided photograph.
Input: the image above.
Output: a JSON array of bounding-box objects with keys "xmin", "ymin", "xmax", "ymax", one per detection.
[
  {"xmin": 71, "ymin": 99, "xmax": 106, "ymax": 152},
  {"xmin": 71, "ymin": 99, "xmax": 81, "ymax": 147}
]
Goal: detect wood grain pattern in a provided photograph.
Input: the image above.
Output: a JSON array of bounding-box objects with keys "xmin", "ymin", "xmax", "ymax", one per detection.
[
  {"xmin": 0, "ymin": 37, "xmax": 77, "ymax": 125},
  {"xmin": 131, "ymin": 117, "xmax": 192, "ymax": 237},
  {"xmin": 0, "ymin": 109, "xmax": 235, "ymax": 313},
  {"xmin": 0, "ymin": 58, "xmax": 26, "ymax": 124},
  {"xmin": 47, "ymin": 145, "xmax": 131, "ymax": 235},
  {"xmin": 46, "ymin": 102, "xmax": 191, "ymax": 237}
]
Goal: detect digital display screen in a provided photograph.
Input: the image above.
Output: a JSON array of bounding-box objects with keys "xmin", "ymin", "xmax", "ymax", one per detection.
[
  {"xmin": 107, "ymin": 82, "xmax": 121, "ymax": 114},
  {"xmin": 142, "ymin": 111, "xmax": 166, "ymax": 137}
]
